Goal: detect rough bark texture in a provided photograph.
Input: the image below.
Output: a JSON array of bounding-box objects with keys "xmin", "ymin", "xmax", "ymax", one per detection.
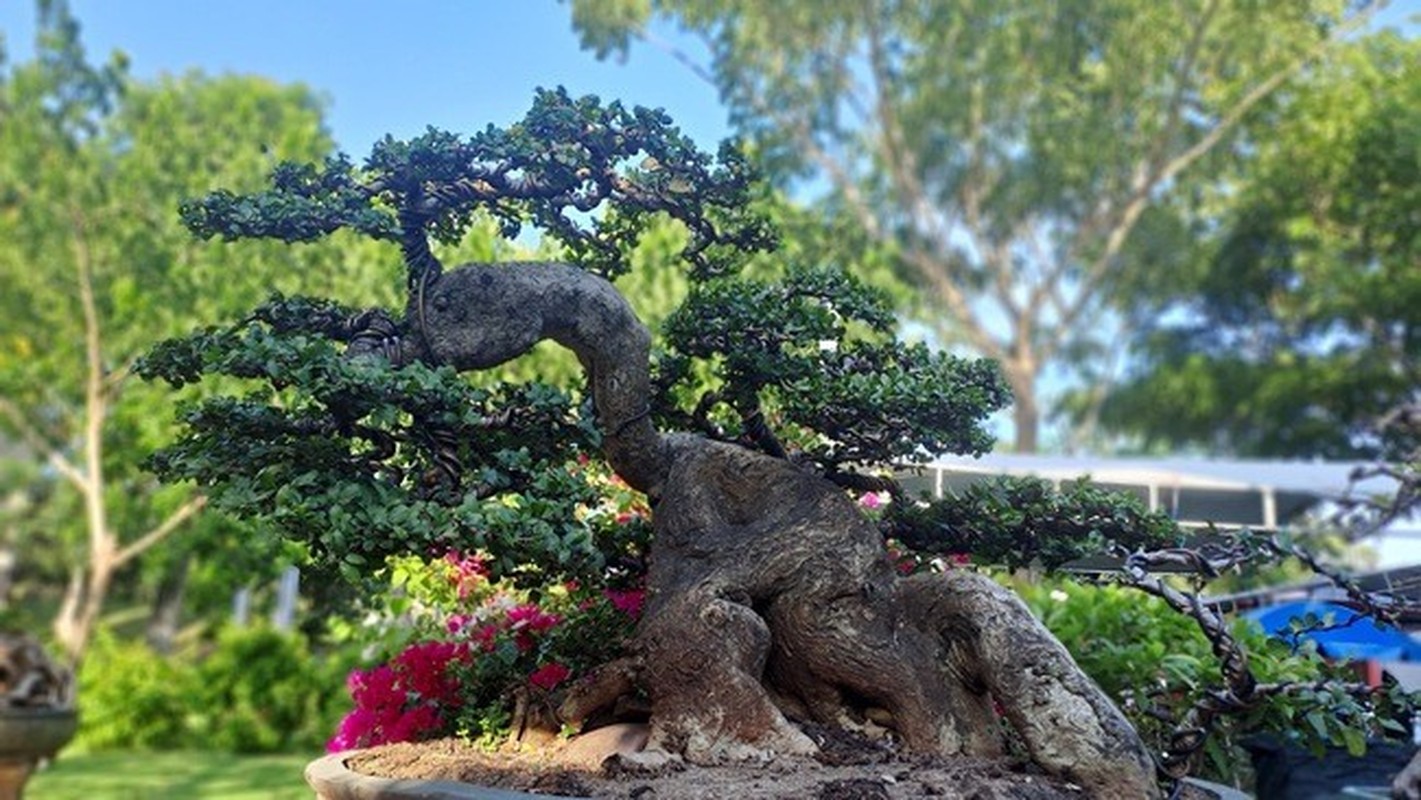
[
  {"xmin": 411, "ymin": 262, "xmax": 1159, "ymax": 798},
  {"xmin": 418, "ymin": 262, "xmax": 670, "ymax": 498}
]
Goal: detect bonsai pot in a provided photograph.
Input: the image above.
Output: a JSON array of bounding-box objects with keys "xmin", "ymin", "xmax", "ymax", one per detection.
[
  {"xmin": 0, "ymin": 707, "xmax": 78, "ymax": 800},
  {"xmin": 306, "ymin": 749, "xmax": 1254, "ymax": 799},
  {"xmin": 307, "ymin": 750, "xmax": 576, "ymax": 800}
]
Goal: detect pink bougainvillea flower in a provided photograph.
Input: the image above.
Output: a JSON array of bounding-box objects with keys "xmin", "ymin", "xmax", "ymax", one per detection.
[
  {"xmin": 444, "ymin": 550, "xmax": 489, "ymax": 599},
  {"xmin": 385, "ymin": 704, "xmax": 442, "ymax": 744},
  {"xmin": 507, "ymin": 604, "xmax": 562, "ymax": 651},
  {"xmin": 329, "ymin": 671, "xmax": 409, "ymax": 751},
  {"xmin": 858, "ymin": 491, "xmax": 888, "ymax": 510},
  {"xmin": 395, "ymin": 640, "xmax": 464, "ymax": 703},
  {"xmin": 350, "ymin": 664, "xmax": 401, "ymax": 709},
  {"xmin": 604, "ymin": 588, "xmax": 646, "ymax": 618},
  {"xmin": 506, "ymin": 604, "xmax": 562, "ymax": 634},
  {"xmin": 327, "ymin": 707, "xmax": 379, "ymax": 752},
  {"xmin": 529, "ymin": 662, "xmax": 572, "ymax": 691},
  {"xmin": 470, "ymin": 623, "xmax": 501, "ymax": 652},
  {"xmin": 330, "ymin": 640, "xmax": 470, "ymax": 752}
]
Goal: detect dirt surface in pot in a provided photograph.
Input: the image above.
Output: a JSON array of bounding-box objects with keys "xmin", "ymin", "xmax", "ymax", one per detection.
[{"xmin": 347, "ymin": 724, "xmax": 1214, "ymax": 799}]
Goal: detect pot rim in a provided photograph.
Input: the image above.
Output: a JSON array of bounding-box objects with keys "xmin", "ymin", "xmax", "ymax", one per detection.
[
  {"xmin": 306, "ymin": 751, "xmax": 587, "ymax": 800},
  {"xmin": 0, "ymin": 707, "xmax": 76, "ymax": 717}
]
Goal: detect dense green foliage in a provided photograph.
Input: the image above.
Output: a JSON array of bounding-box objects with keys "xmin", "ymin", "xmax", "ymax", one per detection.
[
  {"xmin": 180, "ymin": 87, "xmax": 775, "ymax": 283},
  {"xmin": 75, "ymin": 627, "xmax": 352, "ymax": 753},
  {"xmin": 1087, "ymin": 33, "xmax": 1421, "ymax": 459},
  {"xmin": 141, "ymin": 317, "xmax": 617, "ymax": 585},
  {"xmin": 657, "ymin": 265, "xmax": 1011, "ymax": 470},
  {"xmin": 889, "ymin": 477, "xmax": 1183, "ymax": 570}
]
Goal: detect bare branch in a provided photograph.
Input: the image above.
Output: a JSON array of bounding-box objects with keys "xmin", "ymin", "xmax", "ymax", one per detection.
[
  {"xmin": 1113, "ymin": 520, "xmax": 1415, "ymax": 779},
  {"xmin": 1143, "ymin": 0, "xmax": 1223, "ymax": 186},
  {"xmin": 900, "ymin": 248, "xmax": 1007, "ymax": 363},
  {"xmin": 860, "ymin": 15, "xmax": 1009, "ymax": 363},
  {"xmin": 101, "ymin": 355, "xmax": 136, "ymax": 400},
  {"xmin": 70, "ymin": 208, "xmax": 113, "ymax": 563},
  {"xmin": 112, "ymin": 494, "xmax": 208, "ymax": 570},
  {"xmin": 0, "ymin": 397, "xmax": 88, "ymax": 493},
  {"xmin": 638, "ymin": 29, "xmax": 722, "ymax": 93}
]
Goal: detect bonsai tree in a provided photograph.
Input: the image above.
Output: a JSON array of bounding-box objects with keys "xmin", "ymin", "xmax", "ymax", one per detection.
[{"xmin": 142, "ymin": 89, "xmax": 1194, "ymax": 797}]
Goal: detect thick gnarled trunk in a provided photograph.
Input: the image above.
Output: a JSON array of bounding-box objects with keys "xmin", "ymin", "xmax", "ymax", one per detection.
[{"xmin": 636, "ymin": 437, "xmax": 1157, "ymax": 797}]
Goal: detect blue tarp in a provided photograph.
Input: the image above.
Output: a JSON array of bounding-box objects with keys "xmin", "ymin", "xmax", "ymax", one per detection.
[{"xmin": 1246, "ymin": 601, "xmax": 1421, "ymax": 662}]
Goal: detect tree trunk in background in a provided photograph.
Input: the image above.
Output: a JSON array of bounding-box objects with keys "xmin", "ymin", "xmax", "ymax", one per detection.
[
  {"xmin": 1005, "ymin": 361, "xmax": 1039, "ymax": 454},
  {"xmin": 145, "ymin": 553, "xmax": 191, "ymax": 653},
  {"xmin": 0, "ymin": 546, "xmax": 16, "ymax": 610},
  {"xmin": 1013, "ymin": 394, "xmax": 1039, "ymax": 454},
  {"xmin": 53, "ymin": 570, "xmax": 88, "ymax": 662}
]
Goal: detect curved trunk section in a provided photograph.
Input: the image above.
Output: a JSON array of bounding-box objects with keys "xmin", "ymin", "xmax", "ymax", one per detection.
[{"xmin": 418, "ymin": 262, "xmax": 671, "ymax": 497}]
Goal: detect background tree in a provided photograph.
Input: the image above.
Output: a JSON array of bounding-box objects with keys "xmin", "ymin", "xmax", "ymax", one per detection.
[
  {"xmin": 1079, "ymin": 31, "xmax": 1420, "ymax": 460},
  {"xmin": 568, "ymin": 0, "xmax": 1386, "ymax": 452},
  {"xmin": 0, "ymin": 0, "xmax": 395, "ymax": 661}
]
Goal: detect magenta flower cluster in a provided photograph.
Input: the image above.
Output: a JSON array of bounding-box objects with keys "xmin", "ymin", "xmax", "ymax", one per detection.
[
  {"xmin": 327, "ymin": 641, "xmax": 466, "ymax": 751},
  {"xmin": 328, "ymin": 550, "xmax": 646, "ymax": 752}
]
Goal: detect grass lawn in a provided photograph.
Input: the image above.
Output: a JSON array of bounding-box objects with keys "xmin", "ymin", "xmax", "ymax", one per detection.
[{"xmin": 26, "ymin": 750, "xmax": 313, "ymax": 799}]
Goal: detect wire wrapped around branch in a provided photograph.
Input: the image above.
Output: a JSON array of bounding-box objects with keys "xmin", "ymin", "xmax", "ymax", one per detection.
[{"xmin": 1112, "ymin": 533, "xmax": 1417, "ymax": 783}]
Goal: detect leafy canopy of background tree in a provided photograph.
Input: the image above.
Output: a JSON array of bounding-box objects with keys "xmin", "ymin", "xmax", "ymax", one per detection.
[
  {"xmin": 569, "ymin": 0, "xmax": 1385, "ymax": 452},
  {"xmin": 1084, "ymin": 32, "xmax": 1419, "ymax": 460},
  {"xmin": 0, "ymin": 0, "xmax": 402, "ymax": 659}
]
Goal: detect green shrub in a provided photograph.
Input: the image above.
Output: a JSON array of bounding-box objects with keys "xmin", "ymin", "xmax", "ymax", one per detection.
[
  {"xmin": 193, "ymin": 626, "xmax": 353, "ymax": 753},
  {"xmin": 77, "ymin": 633, "xmax": 196, "ymax": 750},
  {"xmin": 75, "ymin": 626, "xmax": 354, "ymax": 754}
]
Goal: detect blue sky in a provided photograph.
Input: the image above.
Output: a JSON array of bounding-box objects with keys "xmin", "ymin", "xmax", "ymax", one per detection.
[{"xmin": 0, "ymin": 0, "xmax": 731, "ymax": 158}]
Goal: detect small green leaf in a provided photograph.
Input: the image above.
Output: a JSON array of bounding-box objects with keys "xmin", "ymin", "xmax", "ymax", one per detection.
[
  {"xmin": 1304, "ymin": 710, "xmax": 1328, "ymax": 741},
  {"xmin": 1340, "ymin": 726, "xmax": 1366, "ymax": 757}
]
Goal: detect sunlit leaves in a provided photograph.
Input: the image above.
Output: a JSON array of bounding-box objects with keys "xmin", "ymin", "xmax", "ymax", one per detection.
[
  {"xmin": 1097, "ymin": 33, "xmax": 1421, "ymax": 459},
  {"xmin": 656, "ymin": 264, "xmax": 1009, "ymax": 470}
]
